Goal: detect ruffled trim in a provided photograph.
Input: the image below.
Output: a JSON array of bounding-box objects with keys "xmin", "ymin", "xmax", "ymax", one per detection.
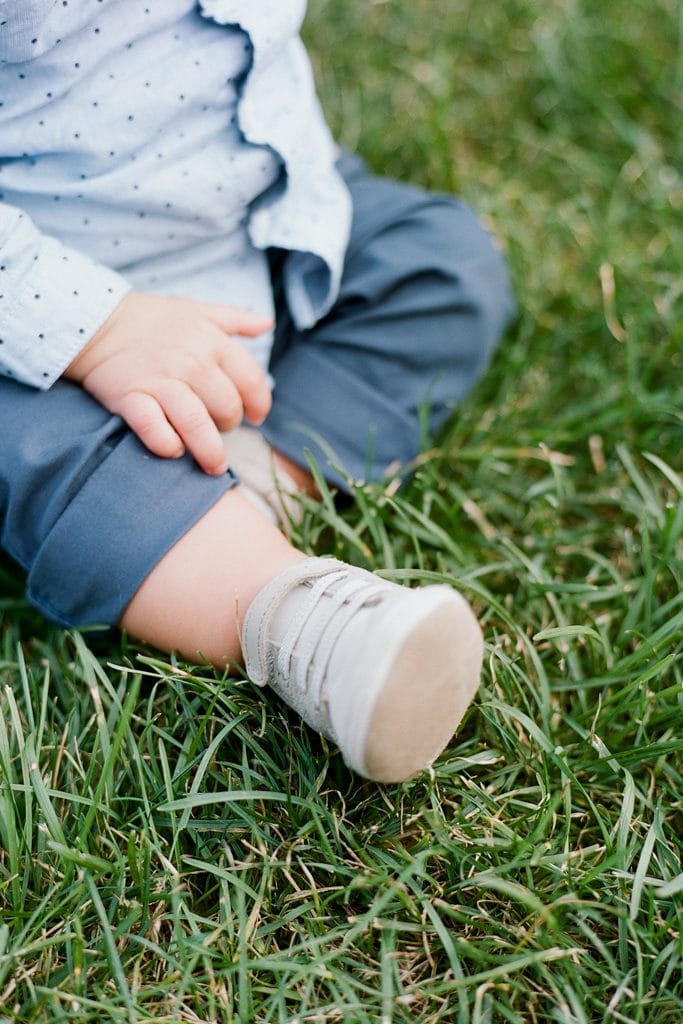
[{"xmin": 199, "ymin": 1, "xmax": 351, "ymax": 328}]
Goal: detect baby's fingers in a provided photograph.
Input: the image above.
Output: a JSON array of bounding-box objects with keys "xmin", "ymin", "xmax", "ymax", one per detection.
[
  {"xmin": 116, "ymin": 391, "xmax": 185, "ymax": 461},
  {"xmin": 219, "ymin": 344, "xmax": 272, "ymax": 425},
  {"xmin": 152, "ymin": 380, "xmax": 228, "ymax": 476}
]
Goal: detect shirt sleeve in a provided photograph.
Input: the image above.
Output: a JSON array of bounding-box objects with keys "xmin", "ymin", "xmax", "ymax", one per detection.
[{"xmin": 0, "ymin": 202, "xmax": 131, "ymax": 389}]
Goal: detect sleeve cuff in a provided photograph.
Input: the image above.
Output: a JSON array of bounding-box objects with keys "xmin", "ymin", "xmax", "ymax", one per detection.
[{"xmin": 0, "ymin": 208, "xmax": 131, "ymax": 389}]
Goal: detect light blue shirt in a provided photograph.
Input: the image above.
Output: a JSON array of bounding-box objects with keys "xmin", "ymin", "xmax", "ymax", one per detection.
[{"xmin": 0, "ymin": 0, "xmax": 352, "ymax": 387}]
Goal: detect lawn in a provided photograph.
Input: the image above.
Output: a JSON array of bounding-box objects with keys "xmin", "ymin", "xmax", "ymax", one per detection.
[{"xmin": 1, "ymin": 0, "xmax": 682, "ymax": 1021}]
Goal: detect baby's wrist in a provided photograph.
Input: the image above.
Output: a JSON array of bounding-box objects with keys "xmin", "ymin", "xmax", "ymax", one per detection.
[{"xmin": 62, "ymin": 291, "xmax": 137, "ymax": 382}]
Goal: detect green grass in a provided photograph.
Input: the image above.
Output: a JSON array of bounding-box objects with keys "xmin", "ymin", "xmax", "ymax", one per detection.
[{"xmin": 1, "ymin": 0, "xmax": 682, "ymax": 1020}]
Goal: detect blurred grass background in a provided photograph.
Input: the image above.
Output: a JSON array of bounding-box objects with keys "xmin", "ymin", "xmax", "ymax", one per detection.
[{"xmin": 1, "ymin": 0, "xmax": 681, "ymax": 1021}]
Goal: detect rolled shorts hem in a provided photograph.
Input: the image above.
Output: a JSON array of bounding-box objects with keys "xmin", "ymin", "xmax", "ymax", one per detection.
[{"xmin": 25, "ymin": 430, "xmax": 239, "ymax": 629}]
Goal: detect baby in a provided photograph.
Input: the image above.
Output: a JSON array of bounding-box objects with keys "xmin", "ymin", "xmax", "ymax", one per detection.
[{"xmin": 0, "ymin": 1, "xmax": 515, "ymax": 781}]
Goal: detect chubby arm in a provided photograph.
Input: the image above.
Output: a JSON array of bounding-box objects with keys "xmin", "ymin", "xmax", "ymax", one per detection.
[{"xmin": 0, "ymin": 203, "xmax": 272, "ymax": 475}]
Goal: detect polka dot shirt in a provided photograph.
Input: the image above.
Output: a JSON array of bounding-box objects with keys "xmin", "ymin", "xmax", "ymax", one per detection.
[{"xmin": 0, "ymin": 1, "xmax": 351, "ymax": 388}]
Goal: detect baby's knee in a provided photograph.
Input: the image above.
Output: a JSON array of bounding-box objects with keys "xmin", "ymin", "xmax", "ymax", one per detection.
[{"xmin": 431, "ymin": 196, "xmax": 516, "ymax": 362}]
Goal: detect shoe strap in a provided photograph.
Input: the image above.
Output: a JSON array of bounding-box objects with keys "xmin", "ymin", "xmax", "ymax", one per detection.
[
  {"xmin": 243, "ymin": 557, "xmax": 346, "ymax": 686},
  {"xmin": 276, "ymin": 569, "xmax": 351, "ymax": 678},
  {"xmin": 279, "ymin": 573, "xmax": 390, "ymax": 711},
  {"xmin": 304, "ymin": 578, "xmax": 388, "ymax": 704}
]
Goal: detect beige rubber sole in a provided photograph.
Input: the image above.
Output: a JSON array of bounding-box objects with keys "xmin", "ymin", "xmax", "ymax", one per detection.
[{"xmin": 360, "ymin": 596, "xmax": 484, "ymax": 783}]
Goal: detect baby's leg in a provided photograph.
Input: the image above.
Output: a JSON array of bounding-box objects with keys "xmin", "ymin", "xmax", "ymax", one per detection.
[
  {"xmin": 120, "ymin": 487, "xmax": 303, "ymax": 665},
  {"xmin": 0, "ymin": 377, "xmax": 483, "ymax": 781},
  {"xmin": 0, "ymin": 376, "xmax": 297, "ymax": 661},
  {"xmin": 115, "ymin": 473, "xmax": 480, "ymax": 782}
]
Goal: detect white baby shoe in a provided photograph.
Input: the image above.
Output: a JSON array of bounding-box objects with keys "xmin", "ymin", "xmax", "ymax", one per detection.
[
  {"xmin": 221, "ymin": 426, "xmax": 303, "ymax": 527},
  {"xmin": 241, "ymin": 557, "xmax": 483, "ymax": 782}
]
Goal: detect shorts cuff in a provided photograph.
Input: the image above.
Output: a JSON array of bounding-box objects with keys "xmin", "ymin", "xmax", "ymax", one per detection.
[{"xmin": 27, "ymin": 433, "xmax": 238, "ymax": 628}]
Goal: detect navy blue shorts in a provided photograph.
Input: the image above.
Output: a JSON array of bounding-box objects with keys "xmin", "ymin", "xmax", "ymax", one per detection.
[{"xmin": 0, "ymin": 155, "xmax": 515, "ymax": 628}]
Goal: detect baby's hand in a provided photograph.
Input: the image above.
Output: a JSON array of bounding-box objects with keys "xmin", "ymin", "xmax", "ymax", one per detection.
[{"xmin": 64, "ymin": 292, "xmax": 273, "ymax": 475}]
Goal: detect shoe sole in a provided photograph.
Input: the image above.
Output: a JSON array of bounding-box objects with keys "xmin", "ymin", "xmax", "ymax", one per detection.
[{"xmin": 358, "ymin": 589, "xmax": 484, "ymax": 783}]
